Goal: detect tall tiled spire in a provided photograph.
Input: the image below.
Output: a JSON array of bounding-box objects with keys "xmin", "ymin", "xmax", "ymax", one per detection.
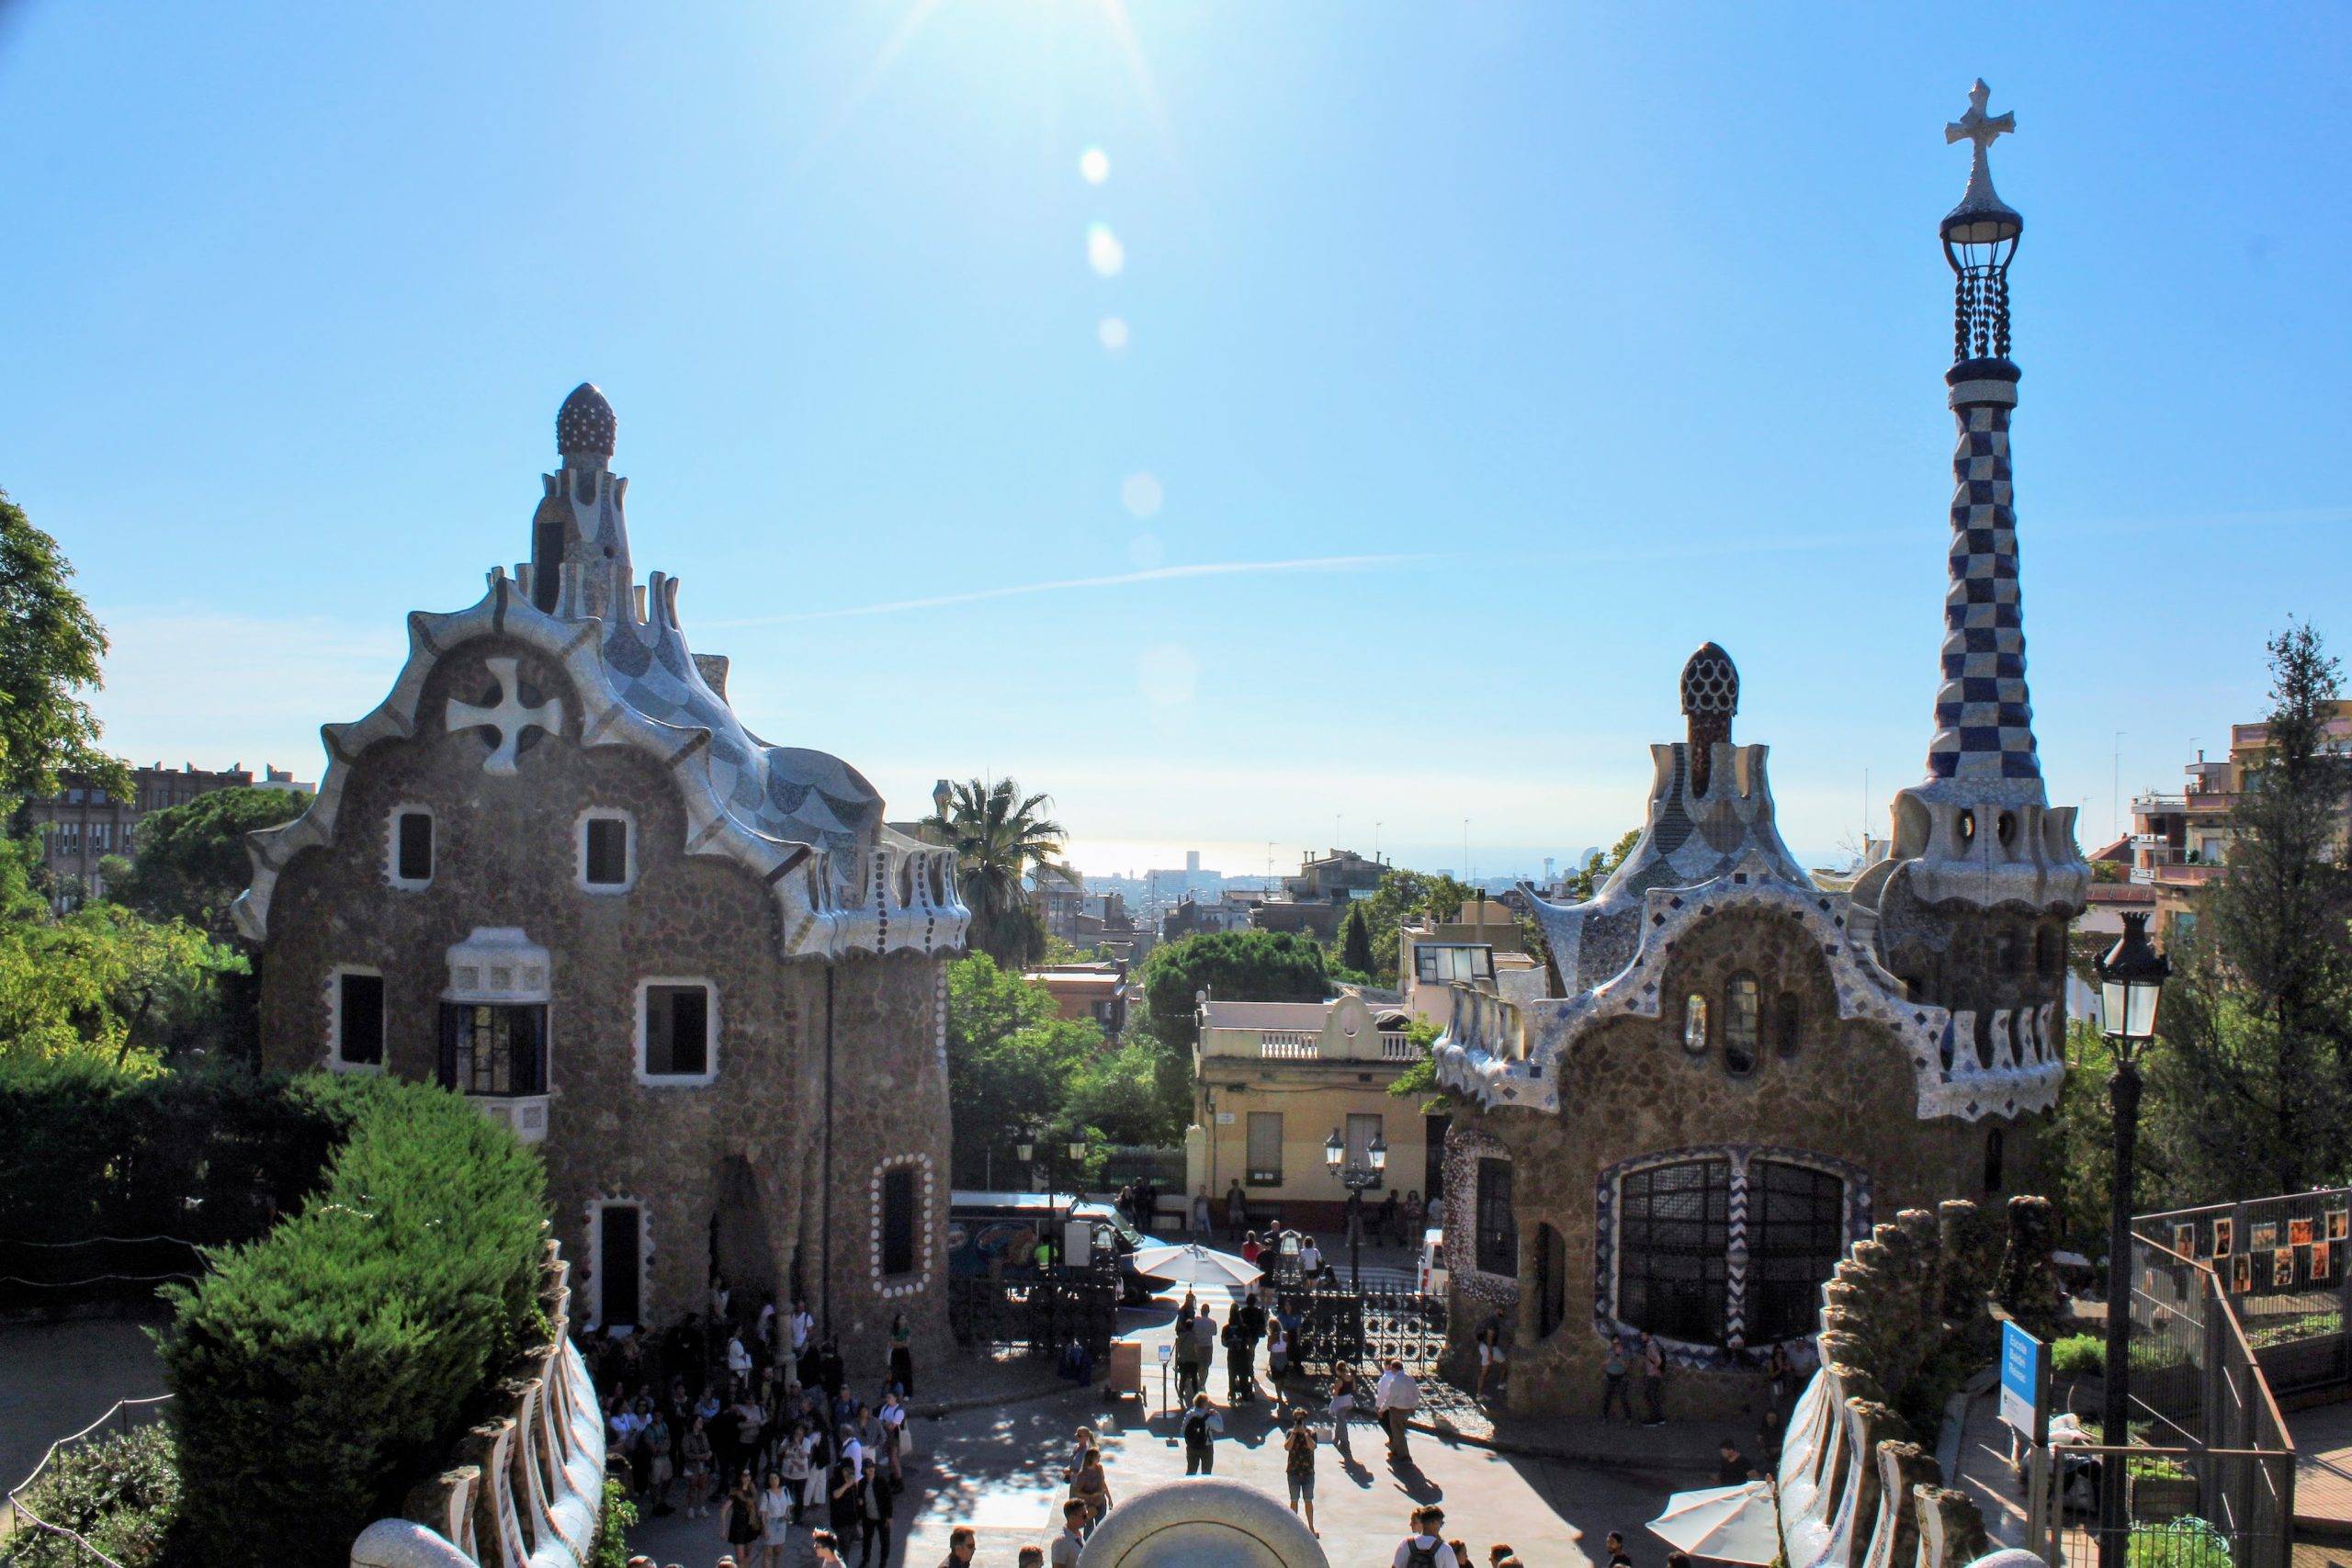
[{"xmin": 523, "ymin": 383, "xmax": 635, "ymax": 622}]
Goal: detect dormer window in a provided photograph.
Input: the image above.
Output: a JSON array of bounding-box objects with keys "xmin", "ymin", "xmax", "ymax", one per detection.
[
  {"xmin": 390, "ymin": 807, "xmax": 435, "ymax": 888},
  {"xmin": 579, "ymin": 810, "xmax": 634, "ymax": 891}
]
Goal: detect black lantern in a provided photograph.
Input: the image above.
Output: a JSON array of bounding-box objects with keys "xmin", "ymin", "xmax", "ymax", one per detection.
[
  {"xmin": 2096, "ymin": 911, "xmax": 2171, "ymax": 1057},
  {"xmin": 1014, "ymin": 1134, "xmax": 1035, "ymax": 1165},
  {"xmin": 1368, "ymin": 1133, "xmax": 1389, "ymax": 1173},
  {"xmin": 1323, "ymin": 1129, "xmax": 1345, "ymax": 1169}
]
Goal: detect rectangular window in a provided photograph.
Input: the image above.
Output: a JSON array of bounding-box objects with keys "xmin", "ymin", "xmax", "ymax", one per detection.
[
  {"xmin": 1747, "ymin": 1160, "xmax": 1846, "ymax": 1343},
  {"xmin": 1476, "ymin": 1157, "xmax": 1517, "ymax": 1277},
  {"xmin": 880, "ymin": 1168, "xmax": 918, "ymax": 1276},
  {"xmin": 1245, "ymin": 1111, "xmax": 1284, "ymax": 1186},
  {"xmin": 338, "ymin": 973, "xmax": 385, "ymax": 1066},
  {"xmin": 53, "ymin": 824, "xmax": 81, "ymax": 857},
  {"xmin": 89, "ymin": 823, "xmax": 111, "ymax": 852},
  {"xmin": 1618, "ymin": 1158, "xmax": 1732, "ymax": 1345},
  {"xmin": 598, "ymin": 1202, "xmax": 642, "ymax": 1327},
  {"xmin": 643, "ymin": 984, "xmax": 712, "ymax": 1078},
  {"xmin": 395, "ymin": 811, "xmax": 434, "ymax": 884},
  {"xmin": 437, "ymin": 1002, "xmax": 547, "ymax": 1097},
  {"xmin": 583, "ymin": 816, "xmax": 629, "ymax": 886},
  {"xmin": 1346, "ymin": 1111, "xmax": 1384, "ymax": 1175}
]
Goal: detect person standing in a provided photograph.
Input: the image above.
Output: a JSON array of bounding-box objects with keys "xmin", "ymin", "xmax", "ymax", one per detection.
[
  {"xmin": 722, "ymin": 1471, "xmax": 763, "ymax": 1560},
  {"xmin": 939, "ymin": 1524, "xmax": 977, "ymax": 1566},
  {"xmin": 1639, "ymin": 1332, "xmax": 1667, "ymax": 1427},
  {"xmin": 1181, "ymin": 1393, "xmax": 1226, "ymax": 1475},
  {"xmin": 1345, "ymin": 1190, "xmax": 1366, "ymax": 1252},
  {"xmin": 1474, "ymin": 1323, "xmax": 1506, "ymax": 1401},
  {"xmin": 1765, "ymin": 1341, "xmax": 1792, "ymax": 1407},
  {"xmin": 888, "ymin": 1309, "xmax": 915, "ymax": 1397},
  {"xmin": 1715, "ymin": 1438, "xmax": 1755, "ymax": 1487},
  {"xmin": 1049, "ymin": 1500, "xmax": 1090, "ymax": 1567},
  {"xmin": 825, "ymin": 1454, "xmax": 865, "ymax": 1562},
  {"xmin": 1392, "ymin": 1506, "xmax": 1456, "ymax": 1567},
  {"xmin": 1192, "ymin": 1186, "xmax": 1213, "ymax": 1241},
  {"xmin": 643, "ymin": 1407, "xmax": 675, "ymax": 1517},
  {"xmin": 1600, "ymin": 1337, "xmax": 1634, "ymax": 1422},
  {"xmin": 1298, "ymin": 1235, "xmax": 1323, "ymax": 1279},
  {"xmin": 1069, "ymin": 1450, "xmax": 1113, "ymax": 1533},
  {"xmin": 1603, "ymin": 1530, "xmax": 1636, "ymax": 1568},
  {"xmin": 1222, "ymin": 1309, "xmax": 1255, "ymax": 1403},
  {"xmin": 680, "ymin": 1415, "xmax": 714, "ymax": 1517},
  {"xmin": 860, "ymin": 1452, "xmax": 894, "ymax": 1568},
  {"xmin": 1379, "ymin": 1190, "xmax": 1402, "ymax": 1246},
  {"xmin": 1191, "ymin": 1307, "xmax": 1218, "ymax": 1397},
  {"xmin": 1225, "ymin": 1179, "xmax": 1248, "ymax": 1241},
  {"xmin": 1328, "ymin": 1362, "xmax": 1360, "ymax": 1461},
  {"xmin": 757, "ymin": 1471, "xmax": 794, "ymax": 1568},
  {"xmin": 808, "ymin": 1530, "xmax": 844, "ymax": 1567},
  {"xmin": 1374, "ymin": 1358, "xmax": 1419, "ymax": 1463},
  {"xmin": 1283, "ymin": 1410, "xmax": 1319, "ymax": 1537}
]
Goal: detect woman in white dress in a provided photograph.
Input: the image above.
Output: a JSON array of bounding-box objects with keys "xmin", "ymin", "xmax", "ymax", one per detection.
[{"xmin": 757, "ymin": 1468, "xmax": 795, "ymax": 1568}]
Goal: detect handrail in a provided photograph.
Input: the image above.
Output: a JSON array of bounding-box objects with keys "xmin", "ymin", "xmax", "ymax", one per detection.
[{"xmin": 4, "ymin": 1393, "xmax": 176, "ymax": 1567}]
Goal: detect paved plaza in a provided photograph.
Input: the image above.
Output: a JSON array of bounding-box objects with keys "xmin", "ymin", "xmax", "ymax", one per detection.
[{"xmin": 627, "ymin": 1284, "xmax": 1718, "ymax": 1567}]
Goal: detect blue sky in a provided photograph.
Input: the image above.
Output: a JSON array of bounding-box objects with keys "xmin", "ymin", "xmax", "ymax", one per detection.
[{"xmin": 2, "ymin": 4, "xmax": 2346, "ymax": 877}]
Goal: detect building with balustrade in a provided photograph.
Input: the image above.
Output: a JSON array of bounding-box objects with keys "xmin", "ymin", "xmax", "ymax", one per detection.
[
  {"xmin": 1187, "ymin": 992, "xmax": 1444, "ymax": 1229},
  {"xmin": 235, "ymin": 385, "xmax": 969, "ymax": 1358},
  {"xmin": 1431, "ymin": 85, "xmax": 2087, "ymax": 1418}
]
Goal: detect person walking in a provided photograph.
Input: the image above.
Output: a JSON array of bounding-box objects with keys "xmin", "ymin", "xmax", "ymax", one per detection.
[
  {"xmin": 1328, "ymin": 1363, "xmax": 1360, "ymax": 1461},
  {"xmin": 859, "ymin": 1451, "xmax": 894, "ymax": 1568},
  {"xmin": 721, "ymin": 1471, "xmax": 763, "ymax": 1560},
  {"xmin": 1474, "ymin": 1322, "xmax": 1506, "ymax": 1401},
  {"xmin": 1392, "ymin": 1506, "xmax": 1457, "ymax": 1567},
  {"xmin": 1049, "ymin": 1500, "xmax": 1089, "ymax": 1567},
  {"xmin": 1297, "ymin": 1235, "xmax": 1322, "ymax": 1279},
  {"xmin": 1191, "ymin": 1307, "xmax": 1218, "ymax": 1398},
  {"xmin": 1224, "ymin": 1179, "xmax": 1248, "ymax": 1242},
  {"xmin": 680, "ymin": 1415, "xmax": 714, "ymax": 1517},
  {"xmin": 1069, "ymin": 1449, "xmax": 1113, "ymax": 1533},
  {"xmin": 939, "ymin": 1524, "xmax": 977, "ymax": 1566},
  {"xmin": 1600, "ymin": 1337, "xmax": 1634, "ymax": 1422},
  {"xmin": 1181, "ymin": 1393, "xmax": 1225, "ymax": 1474},
  {"xmin": 756, "ymin": 1471, "xmax": 794, "ymax": 1568},
  {"xmin": 1192, "ymin": 1186, "xmax": 1213, "ymax": 1241},
  {"xmin": 1603, "ymin": 1530, "xmax": 1635, "ymax": 1568},
  {"xmin": 1221, "ymin": 1309, "xmax": 1255, "ymax": 1403},
  {"xmin": 825, "ymin": 1454, "xmax": 865, "ymax": 1562},
  {"xmin": 1283, "ymin": 1410, "xmax": 1319, "ymax": 1537},
  {"xmin": 1374, "ymin": 1358, "xmax": 1420, "ymax": 1463},
  {"xmin": 1639, "ymin": 1332, "xmax": 1667, "ymax": 1427},
  {"xmin": 808, "ymin": 1529, "xmax": 844, "ymax": 1567},
  {"xmin": 888, "ymin": 1310, "xmax": 915, "ymax": 1397}
]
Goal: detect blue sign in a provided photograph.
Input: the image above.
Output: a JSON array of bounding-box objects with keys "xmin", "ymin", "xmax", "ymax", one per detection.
[{"xmin": 1999, "ymin": 1320, "xmax": 2047, "ymax": 1440}]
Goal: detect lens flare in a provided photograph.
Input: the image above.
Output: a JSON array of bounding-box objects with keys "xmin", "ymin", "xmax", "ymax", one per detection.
[
  {"xmin": 1097, "ymin": 316, "xmax": 1129, "ymax": 352},
  {"xmin": 1086, "ymin": 221, "xmax": 1125, "ymax": 278},
  {"xmin": 1079, "ymin": 147, "xmax": 1110, "ymax": 185},
  {"xmin": 1121, "ymin": 472, "xmax": 1163, "ymax": 519}
]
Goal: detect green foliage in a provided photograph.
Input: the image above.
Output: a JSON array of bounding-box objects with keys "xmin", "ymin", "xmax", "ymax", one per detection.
[
  {"xmin": 1566, "ymin": 829, "xmax": 1643, "ymax": 900},
  {"xmin": 1066, "ymin": 1040, "xmax": 1171, "ymax": 1147},
  {"xmin": 1340, "ymin": 904, "xmax": 1375, "ymax": 976},
  {"xmin": 926, "ymin": 777, "xmax": 1071, "ymax": 968},
  {"xmin": 1385, "ymin": 1018, "xmax": 1447, "ymax": 1111},
  {"xmin": 159, "ymin": 1077, "xmax": 548, "ymax": 1566},
  {"xmin": 0, "ymin": 903, "xmax": 250, "ymax": 1066},
  {"xmin": 590, "ymin": 1477, "xmax": 639, "ymax": 1568},
  {"xmin": 109, "ymin": 786, "xmax": 309, "ymax": 934},
  {"xmin": 2051, "ymin": 1333, "xmax": 2105, "ymax": 1379},
  {"xmin": 1136, "ymin": 929, "xmax": 1331, "ymax": 1134},
  {"xmin": 1351, "ymin": 871, "xmax": 1478, "ymax": 986},
  {"xmin": 0, "ymin": 488, "xmax": 124, "ymax": 803},
  {"xmin": 2126, "ymin": 1516, "xmax": 2232, "ymax": 1568},
  {"xmin": 944, "ymin": 953, "xmax": 1118, "ymax": 1181},
  {"xmin": 8, "ymin": 1420, "xmax": 180, "ymax": 1568}
]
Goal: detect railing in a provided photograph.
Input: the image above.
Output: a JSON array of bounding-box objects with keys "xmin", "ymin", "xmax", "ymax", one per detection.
[
  {"xmin": 5, "ymin": 1394, "xmax": 175, "ymax": 1565},
  {"xmin": 1255, "ymin": 1032, "xmax": 1317, "ymax": 1058},
  {"xmin": 2141, "ymin": 1187, "xmax": 2352, "ymax": 1400},
  {"xmin": 1379, "ymin": 1032, "xmax": 1417, "ymax": 1061}
]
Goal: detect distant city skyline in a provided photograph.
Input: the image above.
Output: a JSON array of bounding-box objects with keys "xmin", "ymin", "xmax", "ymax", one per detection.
[{"xmin": 6, "ymin": 7, "xmax": 2345, "ymax": 873}]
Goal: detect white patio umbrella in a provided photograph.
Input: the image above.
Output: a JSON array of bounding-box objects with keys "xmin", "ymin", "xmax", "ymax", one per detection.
[
  {"xmin": 1646, "ymin": 1481, "xmax": 1781, "ymax": 1565},
  {"xmin": 1129, "ymin": 1241, "xmax": 1262, "ymax": 1292}
]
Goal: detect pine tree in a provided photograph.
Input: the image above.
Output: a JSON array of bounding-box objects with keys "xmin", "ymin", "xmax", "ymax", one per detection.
[{"xmin": 1340, "ymin": 903, "xmax": 1375, "ymax": 975}]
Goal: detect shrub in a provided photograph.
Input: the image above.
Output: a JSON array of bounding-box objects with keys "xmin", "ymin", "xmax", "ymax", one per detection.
[
  {"xmin": 2051, "ymin": 1333, "xmax": 2105, "ymax": 1379},
  {"xmin": 2127, "ymin": 1516, "xmax": 2232, "ymax": 1568},
  {"xmin": 159, "ymin": 1077, "xmax": 548, "ymax": 1567},
  {"xmin": 589, "ymin": 1477, "xmax": 639, "ymax": 1568},
  {"xmin": 8, "ymin": 1420, "xmax": 180, "ymax": 1568}
]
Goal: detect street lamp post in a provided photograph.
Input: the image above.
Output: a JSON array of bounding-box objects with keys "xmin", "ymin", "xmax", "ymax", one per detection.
[
  {"xmin": 1016, "ymin": 1127, "xmax": 1091, "ymax": 1269},
  {"xmin": 1322, "ymin": 1127, "xmax": 1389, "ymax": 1292},
  {"xmin": 2095, "ymin": 911, "xmax": 2170, "ymax": 1568}
]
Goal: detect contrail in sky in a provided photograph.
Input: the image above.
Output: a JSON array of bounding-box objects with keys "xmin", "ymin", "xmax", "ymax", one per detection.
[{"xmin": 705, "ymin": 554, "xmax": 1425, "ymax": 626}]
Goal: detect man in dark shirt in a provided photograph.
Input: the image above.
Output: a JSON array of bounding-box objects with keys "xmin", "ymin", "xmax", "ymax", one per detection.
[{"xmin": 1715, "ymin": 1438, "xmax": 1754, "ymax": 1486}]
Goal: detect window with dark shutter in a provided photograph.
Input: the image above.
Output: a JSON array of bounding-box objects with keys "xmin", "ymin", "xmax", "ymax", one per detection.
[
  {"xmin": 1747, "ymin": 1160, "xmax": 1845, "ymax": 1343},
  {"xmin": 1245, "ymin": 1112, "xmax": 1283, "ymax": 1186},
  {"xmin": 338, "ymin": 973, "xmax": 385, "ymax": 1066},
  {"xmin": 395, "ymin": 811, "xmax": 434, "ymax": 883},
  {"xmin": 880, "ymin": 1168, "xmax": 918, "ymax": 1276},
  {"xmin": 1618, "ymin": 1157, "xmax": 1731, "ymax": 1344},
  {"xmin": 644, "ymin": 984, "xmax": 712, "ymax": 1077},
  {"xmin": 583, "ymin": 817, "xmax": 629, "ymax": 886},
  {"xmin": 1475, "ymin": 1157, "xmax": 1517, "ymax": 1277}
]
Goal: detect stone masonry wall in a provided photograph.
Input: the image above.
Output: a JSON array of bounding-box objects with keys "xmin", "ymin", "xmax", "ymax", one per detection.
[{"xmin": 258, "ymin": 633, "xmax": 954, "ymax": 1376}]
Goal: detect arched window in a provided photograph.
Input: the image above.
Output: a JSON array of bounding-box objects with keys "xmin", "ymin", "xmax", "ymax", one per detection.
[
  {"xmin": 1983, "ymin": 1128, "xmax": 2006, "ymax": 1194},
  {"xmin": 1747, "ymin": 1160, "xmax": 1846, "ymax": 1343},
  {"xmin": 1617, "ymin": 1158, "xmax": 1731, "ymax": 1344},
  {"xmin": 1996, "ymin": 931, "xmax": 2022, "ymax": 977},
  {"xmin": 1775, "ymin": 992, "xmax": 1803, "ymax": 1058},
  {"xmin": 1681, "ymin": 994, "xmax": 1708, "ymax": 1054},
  {"xmin": 1723, "ymin": 975, "xmax": 1759, "ymax": 1075}
]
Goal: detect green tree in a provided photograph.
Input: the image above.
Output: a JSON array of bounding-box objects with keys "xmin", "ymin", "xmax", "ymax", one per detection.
[
  {"xmin": 0, "ymin": 490, "xmax": 124, "ymax": 804},
  {"xmin": 1351, "ymin": 869, "xmax": 1480, "ymax": 986},
  {"xmin": 1566, "ymin": 828, "xmax": 1642, "ymax": 900},
  {"xmin": 0, "ymin": 904, "xmax": 244, "ymax": 1066},
  {"xmin": 1137, "ymin": 930, "xmax": 1332, "ymax": 1138},
  {"xmin": 925, "ymin": 777, "xmax": 1073, "ymax": 968},
  {"xmin": 107, "ymin": 785, "xmax": 310, "ymax": 933},
  {"xmin": 943, "ymin": 953, "xmax": 1108, "ymax": 1183},
  {"xmin": 1340, "ymin": 903, "xmax": 1375, "ymax": 975},
  {"xmin": 1385, "ymin": 1016, "xmax": 1448, "ymax": 1112},
  {"xmin": 2143, "ymin": 623, "xmax": 2352, "ymax": 1199}
]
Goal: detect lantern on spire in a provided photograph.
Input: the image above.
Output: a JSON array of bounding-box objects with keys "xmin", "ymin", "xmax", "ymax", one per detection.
[{"xmin": 1941, "ymin": 80, "xmax": 2021, "ymax": 364}]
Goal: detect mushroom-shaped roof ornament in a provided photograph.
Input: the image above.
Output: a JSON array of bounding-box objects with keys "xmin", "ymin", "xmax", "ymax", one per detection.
[
  {"xmin": 556, "ymin": 382, "xmax": 617, "ymax": 458},
  {"xmin": 1680, "ymin": 642, "xmax": 1738, "ymax": 793}
]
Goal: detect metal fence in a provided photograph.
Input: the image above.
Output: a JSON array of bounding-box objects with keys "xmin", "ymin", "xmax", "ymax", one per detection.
[
  {"xmin": 3, "ymin": 1395, "xmax": 175, "ymax": 1568},
  {"xmin": 2025, "ymin": 1234, "xmax": 2296, "ymax": 1568},
  {"xmin": 2141, "ymin": 1186, "xmax": 2352, "ymax": 1398},
  {"xmin": 1272, "ymin": 1283, "xmax": 1448, "ymax": 1377},
  {"xmin": 0, "ymin": 1235, "xmax": 204, "ymax": 1312},
  {"xmin": 944, "ymin": 1269, "xmax": 1120, "ymax": 1361}
]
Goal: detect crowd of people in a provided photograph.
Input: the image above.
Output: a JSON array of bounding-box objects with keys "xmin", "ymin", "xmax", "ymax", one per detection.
[{"xmin": 583, "ymin": 1275, "xmax": 920, "ymax": 1567}]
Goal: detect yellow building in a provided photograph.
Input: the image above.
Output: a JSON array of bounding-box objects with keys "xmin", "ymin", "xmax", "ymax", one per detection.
[{"xmin": 1184, "ymin": 991, "xmax": 1445, "ymax": 1232}]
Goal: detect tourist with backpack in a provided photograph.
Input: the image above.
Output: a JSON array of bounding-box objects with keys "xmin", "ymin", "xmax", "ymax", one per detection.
[
  {"xmin": 1181, "ymin": 1393, "xmax": 1226, "ymax": 1475},
  {"xmin": 1282, "ymin": 1411, "xmax": 1319, "ymax": 1537},
  {"xmin": 1393, "ymin": 1505, "xmax": 1457, "ymax": 1567}
]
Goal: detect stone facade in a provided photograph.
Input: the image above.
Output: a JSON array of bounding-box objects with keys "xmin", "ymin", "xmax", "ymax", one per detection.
[
  {"xmin": 1432, "ymin": 92, "xmax": 2080, "ymax": 1423},
  {"xmin": 242, "ymin": 386, "xmax": 967, "ymax": 1372}
]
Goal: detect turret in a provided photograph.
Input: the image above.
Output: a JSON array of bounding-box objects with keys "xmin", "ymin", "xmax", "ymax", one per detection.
[{"xmin": 521, "ymin": 383, "xmax": 635, "ymax": 622}]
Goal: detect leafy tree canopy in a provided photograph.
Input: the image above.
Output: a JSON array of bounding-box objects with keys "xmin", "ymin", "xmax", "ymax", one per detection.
[
  {"xmin": 1351, "ymin": 870, "xmax": 1479, "ymax": 987},
  {"xmin": 107, "ymin": 786, "xmax": 309, "ymax": 933},
  {"xmin": 0, "ymin": 903, "xmax": 246, "ymax": 1067},
  {"xmin": 0, "ymin": 489, "xmax": 124, "ymax": 803},
  {"xmin": 943, "ymin": 953, "xmax": 1114, "ymax": 1184},
  {"xmin": 926, "ymin": 777, "xmax": 1071, "ymax": 968}
]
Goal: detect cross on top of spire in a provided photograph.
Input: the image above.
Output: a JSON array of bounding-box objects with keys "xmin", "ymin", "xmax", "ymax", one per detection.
[{"xmin": 1945, "ymin": 79, "xmax": 2015, "ymax": 157}]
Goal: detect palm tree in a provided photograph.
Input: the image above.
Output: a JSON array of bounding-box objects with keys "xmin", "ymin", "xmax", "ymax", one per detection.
[{"xmin": 924, "ymin": 778, "xmax": 1074, "ymax": 966}]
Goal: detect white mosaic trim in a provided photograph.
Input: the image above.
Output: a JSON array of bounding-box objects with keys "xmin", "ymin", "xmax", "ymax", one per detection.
[
  {"xmin": 868, "ymin": 1152, "xmax": 938, "ymax": 1300},
  {"xmin": 583, "ymin": 1192, "xmax": 656, "ymax": 1331}
]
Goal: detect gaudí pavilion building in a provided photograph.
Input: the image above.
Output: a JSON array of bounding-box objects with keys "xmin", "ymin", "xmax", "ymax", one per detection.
[
  {"xmin": 1432, "ymin": 84, "xmax": 2088, "ymax": 1417},
  {"xmin": 234, "ymin": 385, "xmax": 969, "ymax": 1361}
]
